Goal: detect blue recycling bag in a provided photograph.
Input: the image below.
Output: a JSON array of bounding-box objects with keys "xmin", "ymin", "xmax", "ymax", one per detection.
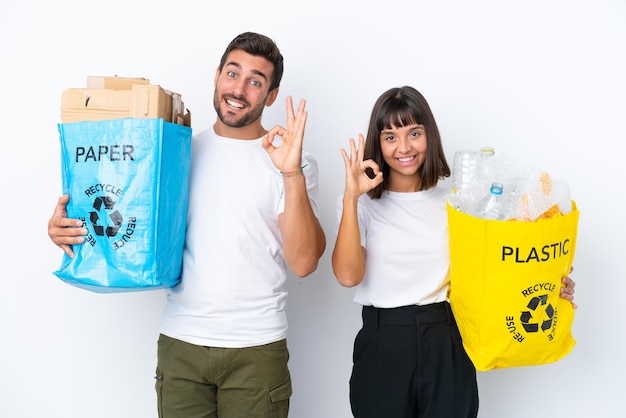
[{"xmin": 53, "ymin": 118, "xmax": 192, "ymax": 292}]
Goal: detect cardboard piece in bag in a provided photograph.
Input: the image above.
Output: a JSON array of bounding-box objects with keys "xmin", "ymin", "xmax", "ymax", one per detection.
[
  {"xmin": 86, "ymin": 75, "xmax": 150, "ymax": 90},
  {"xmin": 61, "ymin": 82, "xmax": 189, "ymax": 126}
]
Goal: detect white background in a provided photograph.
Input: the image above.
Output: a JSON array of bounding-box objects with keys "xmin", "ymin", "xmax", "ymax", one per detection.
[{"xmin": 1, "ymin": 1, "xmax": 624, "ymax": 417}]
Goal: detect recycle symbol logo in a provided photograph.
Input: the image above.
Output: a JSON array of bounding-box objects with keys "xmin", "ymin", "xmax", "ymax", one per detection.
[
  {"xmin": 89, "ymin": 196, "xmax": 123, "ymax": 238},
  {"xmin": 520, "ymin": 294, "xmax": 554, "ymax": 333}
]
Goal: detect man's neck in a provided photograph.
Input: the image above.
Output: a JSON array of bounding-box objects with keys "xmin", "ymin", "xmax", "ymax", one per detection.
[{"xmin": 213, "ymin": 121, "xmax": 267, "ymax": 140}]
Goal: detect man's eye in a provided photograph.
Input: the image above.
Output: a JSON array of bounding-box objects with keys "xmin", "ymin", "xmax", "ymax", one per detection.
[
  {"xmin": 227, "ymin": 71, "xmax": 236, "ymax": 78},
  {"xmin": 250, "ymin": 80, "xmax": 261, "ymax": 87}
]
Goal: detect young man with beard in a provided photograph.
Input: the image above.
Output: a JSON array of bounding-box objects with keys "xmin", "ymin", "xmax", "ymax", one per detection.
[{"xmin": 48, "ymin": 32, "xmax": 326, "ymax": 418}]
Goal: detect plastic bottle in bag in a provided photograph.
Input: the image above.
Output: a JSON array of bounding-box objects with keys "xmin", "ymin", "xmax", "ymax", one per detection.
[
  {"xmin": 474, "ymin": 182, "xmax": 509, "ymax": 220},
  {"xmin": 449, "ymin": 147, "xmax": 495, "ymax": 213}
]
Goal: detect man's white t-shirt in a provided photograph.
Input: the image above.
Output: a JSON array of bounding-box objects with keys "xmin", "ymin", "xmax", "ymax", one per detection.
[{"xmin": 160, "ymin": 128, "xmax": 320, "ymax": 348}]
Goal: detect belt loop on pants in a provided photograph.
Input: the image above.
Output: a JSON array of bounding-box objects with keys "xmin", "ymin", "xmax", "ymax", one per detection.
[
  {"xmin": 444, "ymin": 300, "xmax": 453, "ymax": 325},
  {"xmin": 374, "ymin": 308, "xmax": 380, "ymax": 329}
]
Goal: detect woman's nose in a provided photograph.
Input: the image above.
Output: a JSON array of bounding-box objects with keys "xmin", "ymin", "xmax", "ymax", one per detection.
[{"xmin": 398, "ymin": 137, "xmax": 411, "ymax": 152}]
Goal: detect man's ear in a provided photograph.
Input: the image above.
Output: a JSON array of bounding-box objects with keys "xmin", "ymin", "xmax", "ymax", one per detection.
[{"xmin": 265, "ymin": 88, "xmax": 279, "ymax": 107}]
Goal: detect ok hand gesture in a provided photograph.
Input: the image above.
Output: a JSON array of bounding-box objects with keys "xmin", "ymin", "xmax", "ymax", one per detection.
[
  {"xmin": 340, "ymin": 134, "xmax": 383, "ymax": 198},
  {"xmin": 263, "ymin": 96, "xmax": 307, "ymax": 174}
]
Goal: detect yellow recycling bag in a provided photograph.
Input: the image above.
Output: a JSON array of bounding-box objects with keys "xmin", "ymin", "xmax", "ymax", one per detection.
[{"xmin": 447, "ymin": 202, "xmax": 579, "ymax": 371}]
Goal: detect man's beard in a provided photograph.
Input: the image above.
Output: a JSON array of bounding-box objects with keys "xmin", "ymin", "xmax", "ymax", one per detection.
[{"xmin": 213, "ymin": 90, "xmax": 266, "ymax": 128}]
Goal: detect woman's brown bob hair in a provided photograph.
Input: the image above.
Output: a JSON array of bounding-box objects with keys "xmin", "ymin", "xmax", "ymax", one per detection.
[{"xmin": 363, "ymin": 86, "xmax": 451, "ymax": 199}]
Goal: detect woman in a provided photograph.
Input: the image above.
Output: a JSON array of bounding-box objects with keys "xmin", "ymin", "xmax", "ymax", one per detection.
[{"xmin": 332, "ymin": 86, "xmax": 576, "ymax": 418}]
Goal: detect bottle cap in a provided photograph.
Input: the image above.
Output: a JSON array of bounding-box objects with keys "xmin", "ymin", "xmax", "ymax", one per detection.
[{"xmin": 490, "ymin": 182, "xmax": 503, "ymax": 195}]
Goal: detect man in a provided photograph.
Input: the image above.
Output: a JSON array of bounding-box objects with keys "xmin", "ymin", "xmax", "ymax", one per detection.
[{"xmin": 48, "ymin": 32, "xmax": 326, "ymax": 417}]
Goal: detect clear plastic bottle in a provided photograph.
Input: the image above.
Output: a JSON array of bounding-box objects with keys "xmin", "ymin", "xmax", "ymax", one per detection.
[
  {"xmin": 450, "ymin": 147, "xmax": 495, "ymax": 214},
  {"xmin": 474, "ymin": 182, "xmax": 508, "ymax": 220},
  {"xmin": 452, "ymin": 147, "xmax": 495, "ymax": 190}
]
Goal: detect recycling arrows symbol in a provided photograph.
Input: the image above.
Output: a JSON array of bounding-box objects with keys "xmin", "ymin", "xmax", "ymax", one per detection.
[
  {"xmin": 520, "ymin": 294, "xmax": 554, "ymax": 333},
  {"xmin": 89, "ymin": 196, "xmax": 123, "ymax": 237}
]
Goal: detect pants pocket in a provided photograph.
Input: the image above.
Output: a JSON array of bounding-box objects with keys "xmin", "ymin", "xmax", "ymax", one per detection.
[{"xmin": 268, "ymin": 373, "xmax": 291, "ymax": 418}]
